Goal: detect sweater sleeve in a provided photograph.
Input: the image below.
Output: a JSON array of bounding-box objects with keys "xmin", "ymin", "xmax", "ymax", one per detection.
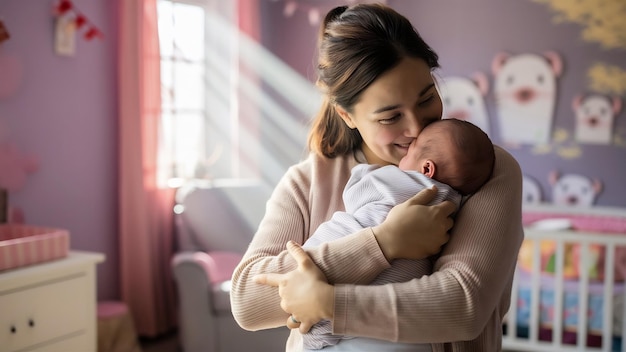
[
  {"xmin": 230, "ymin": 155, "xmax": 391, "ymax": 332},
  {"xmin": 332, "ymin": 146, "xmax": 524, "ymax": 344}
]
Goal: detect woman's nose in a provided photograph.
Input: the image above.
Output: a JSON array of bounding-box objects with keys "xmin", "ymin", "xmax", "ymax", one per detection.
[{"xmin": 404, "ymin": 115, "xmax": 424, "ymax": 137}]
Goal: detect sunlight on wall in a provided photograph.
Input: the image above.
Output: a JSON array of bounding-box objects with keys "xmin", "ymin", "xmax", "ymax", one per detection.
[
  {"xmin": 223, "ymin": 11, "xmax": 321, "ymax": 184},
  {"xmin": 158, "ymin": 2, "xmax": 320, "ymax": 186}
]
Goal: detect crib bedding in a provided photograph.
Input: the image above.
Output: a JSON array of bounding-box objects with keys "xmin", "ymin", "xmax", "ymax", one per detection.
[
  {"xmin": 503, "ymin": 205, "xmax": 626, "ymax": 352},
  {"xmin": 513, "ymin": 269, "xmax": 624, "ymax": 350},
  {"xmin": 515, "ymin": 270, "xmax": 624, "ymax": 334}
]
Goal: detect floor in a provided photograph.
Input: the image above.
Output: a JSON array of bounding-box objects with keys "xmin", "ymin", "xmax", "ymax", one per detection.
[
  {"xmin": 136, "ymin": 331, "xmax": 525, "ymax": 352},
  {"xmin": 140, "ymin": 331, "xmax": 181, "ymax": 352}
]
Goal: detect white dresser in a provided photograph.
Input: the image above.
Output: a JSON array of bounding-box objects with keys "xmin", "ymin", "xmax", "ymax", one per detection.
[{"xmin": 0, "ymin": 251, "xmax": 104, "ymax": 352}]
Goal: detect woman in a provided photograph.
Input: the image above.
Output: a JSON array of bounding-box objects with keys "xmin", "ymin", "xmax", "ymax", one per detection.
[{"xmin": 231, "ymin": 3, "xmax": 523, "ymax": 352}]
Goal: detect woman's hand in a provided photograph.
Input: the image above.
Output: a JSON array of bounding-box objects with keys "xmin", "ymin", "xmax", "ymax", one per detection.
[
  {"xmin": 372, "ymin": 186, "xmax": 456, "ymax": 261},
  {"xmin": 253, "ymin": 241, "xmax": 335, "ymax": 333}
]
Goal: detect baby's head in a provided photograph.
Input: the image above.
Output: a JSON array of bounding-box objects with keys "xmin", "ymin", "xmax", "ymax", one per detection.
[{"xmin": 398, "ymin": 118, "xmax": 495, "ymax": 195}]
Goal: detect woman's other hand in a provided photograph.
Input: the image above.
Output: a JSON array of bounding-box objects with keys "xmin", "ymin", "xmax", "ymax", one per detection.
[
  {"xmin": 253, "ymin": 241, "xmax": 335, "ymax": 333},
  {"xmin": 373, "ymin": 186, "xmax": 455, "ymax": 261}
]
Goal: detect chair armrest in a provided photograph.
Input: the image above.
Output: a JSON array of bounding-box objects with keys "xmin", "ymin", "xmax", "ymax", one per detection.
[
  {"xmin": 172, "ymin": 251, "xmax": 290, "ymax": 352},
  {"xmin": 172, "ymin": 251, "xmax": 242, "ymax": 284},
  {"xmin": 171, "ymin": 251, "xmax": 242, "ymax": 352},
  {"xmin": 171, "ymin": 252, "xmax": 214, "ymax": 318}
]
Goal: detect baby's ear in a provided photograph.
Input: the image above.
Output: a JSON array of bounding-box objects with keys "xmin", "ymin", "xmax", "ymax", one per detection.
[{"xmin": 422, "ymin": 160, "xmax": 436, "ymax": 178}]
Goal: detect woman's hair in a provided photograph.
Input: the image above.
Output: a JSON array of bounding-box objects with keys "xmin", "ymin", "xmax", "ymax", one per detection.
[{"xmin": 307, "ymin": 3, "xmax": 440, "ymax": 158}]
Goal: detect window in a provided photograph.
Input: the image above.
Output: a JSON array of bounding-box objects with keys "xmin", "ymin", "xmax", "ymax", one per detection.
[
  {"xmin": 157, "ymin": 0, "xmax": 318, "ymax": 188},
  {"xmin": 157, "ymin": 0, "xmax": 239, "ymax": 185}
]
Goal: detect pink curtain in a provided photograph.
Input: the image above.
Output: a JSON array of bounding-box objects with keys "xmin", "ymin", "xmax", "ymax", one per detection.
[{"xmin": 118, "ymin": 0, "xmax": 176, "ymax": 337}]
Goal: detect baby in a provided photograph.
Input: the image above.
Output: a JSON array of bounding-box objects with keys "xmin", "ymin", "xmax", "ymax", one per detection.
[{"xmin": 302, "ymin": 118, "xmax": 495, "ymax": 350}]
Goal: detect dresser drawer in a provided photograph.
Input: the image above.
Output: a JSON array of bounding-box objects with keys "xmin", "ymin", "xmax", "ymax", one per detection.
[
  {"xmin": 0, "ymin": 273, "xmax": 89, "ymax": 351},
  {"xmin": 25, "ymin": 333, "xmax": 89, "ymax": 352}
]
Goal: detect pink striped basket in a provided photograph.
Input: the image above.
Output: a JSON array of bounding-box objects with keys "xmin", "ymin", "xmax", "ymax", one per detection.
[{"xmin": 0, "ymin": 224, "xmax": 69, "ymax": 271}]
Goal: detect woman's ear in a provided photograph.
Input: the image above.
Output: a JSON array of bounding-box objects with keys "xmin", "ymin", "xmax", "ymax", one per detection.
[
  {"xmin": 335, "ymin": 105, "xmax": 356, "ymax": 129},
  {"xmin": 421, "ymin": 159, "xmax": 436, "ymax": 178}
]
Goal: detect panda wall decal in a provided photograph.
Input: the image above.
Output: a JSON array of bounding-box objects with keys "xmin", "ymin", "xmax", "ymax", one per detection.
[
  {"xmin": 522, "ymin": 174, "xmax": 543, "ymax": 205},
  {"xmin": 549, "ymin": 170, "xmax": 603, "ymax": 207},
  {"xmin": 573, "ymin": 93, "xmax": 622, "ymax": 145},
  {"xmin": 439, "ymin": 73, "xmax": 491, "ymax": 135},
  {"xmin": 492, "ymin": 51, "xmax": 563, "ymax": 145}
]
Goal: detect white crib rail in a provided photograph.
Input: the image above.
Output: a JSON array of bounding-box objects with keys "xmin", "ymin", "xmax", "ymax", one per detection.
[{"xmin": 503, "ymin": 228, "xmax": 626, "ymax": 352}]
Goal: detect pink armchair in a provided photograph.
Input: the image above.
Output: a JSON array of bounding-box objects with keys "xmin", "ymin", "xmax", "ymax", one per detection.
[{"xmin": 171, "ymin": 180, "xmax": 289, "ymax": 352}]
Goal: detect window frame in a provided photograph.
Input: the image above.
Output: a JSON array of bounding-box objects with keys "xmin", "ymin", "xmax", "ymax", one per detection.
[{"xmin": 157, "ymin": 0, "xmax": 242, "ymax": 186}]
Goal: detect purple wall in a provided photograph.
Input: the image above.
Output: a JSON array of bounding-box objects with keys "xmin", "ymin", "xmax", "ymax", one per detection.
[
  {"xmin": 0, "ymin": 0, "xmax": 118, "ymax": 299},
  {"xmin": 394, "ymin": 0, "xmax": 626, "ymax": 207},
  {"xmin": 263, "ymin": 0, "xmax": 626, "ymax": 207}
]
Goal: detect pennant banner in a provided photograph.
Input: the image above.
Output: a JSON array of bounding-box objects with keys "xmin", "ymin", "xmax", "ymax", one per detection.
[{"xmin": 53, "ymin": 0, "xmax": 103, "ymax": 41}]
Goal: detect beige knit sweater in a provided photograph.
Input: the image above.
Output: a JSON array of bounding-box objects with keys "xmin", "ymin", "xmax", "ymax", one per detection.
[{"xmin": 231, "ymin": 146, "xmax": 524, "ymax": 352}]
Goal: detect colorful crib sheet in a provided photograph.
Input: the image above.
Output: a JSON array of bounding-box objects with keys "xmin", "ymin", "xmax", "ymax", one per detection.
[{"xmin": 520, "ymin": 211, "xmax": 626, "ymax": 282}]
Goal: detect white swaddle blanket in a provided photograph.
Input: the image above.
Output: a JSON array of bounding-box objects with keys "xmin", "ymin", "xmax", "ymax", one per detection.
[{"xmin": 302, "ymin": 164, "xmax": 461, "ymax": 351}]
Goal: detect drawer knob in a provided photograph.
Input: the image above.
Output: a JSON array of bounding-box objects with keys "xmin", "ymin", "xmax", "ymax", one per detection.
[
  {"xmin": 28, "ymin": 319, "xmax": 35, "ymax": 327},
  {"xmin": 10, "ymin": 325, "xmax": 16, "ymax": 333}
]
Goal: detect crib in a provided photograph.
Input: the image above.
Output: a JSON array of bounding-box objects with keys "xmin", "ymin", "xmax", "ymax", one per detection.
[{"xmin": 503, "ymin": 204, "xmax": 626, "ymax": 352}]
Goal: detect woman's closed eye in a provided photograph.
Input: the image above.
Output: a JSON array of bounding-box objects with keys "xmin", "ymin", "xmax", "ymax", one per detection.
[
  {"xmin": 379, "ymin": 114, "xmax": 401, "ymax": 125},
  {"xmin": 418, "ymin": 94, "xmax": 435, "ymax": 107}
]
